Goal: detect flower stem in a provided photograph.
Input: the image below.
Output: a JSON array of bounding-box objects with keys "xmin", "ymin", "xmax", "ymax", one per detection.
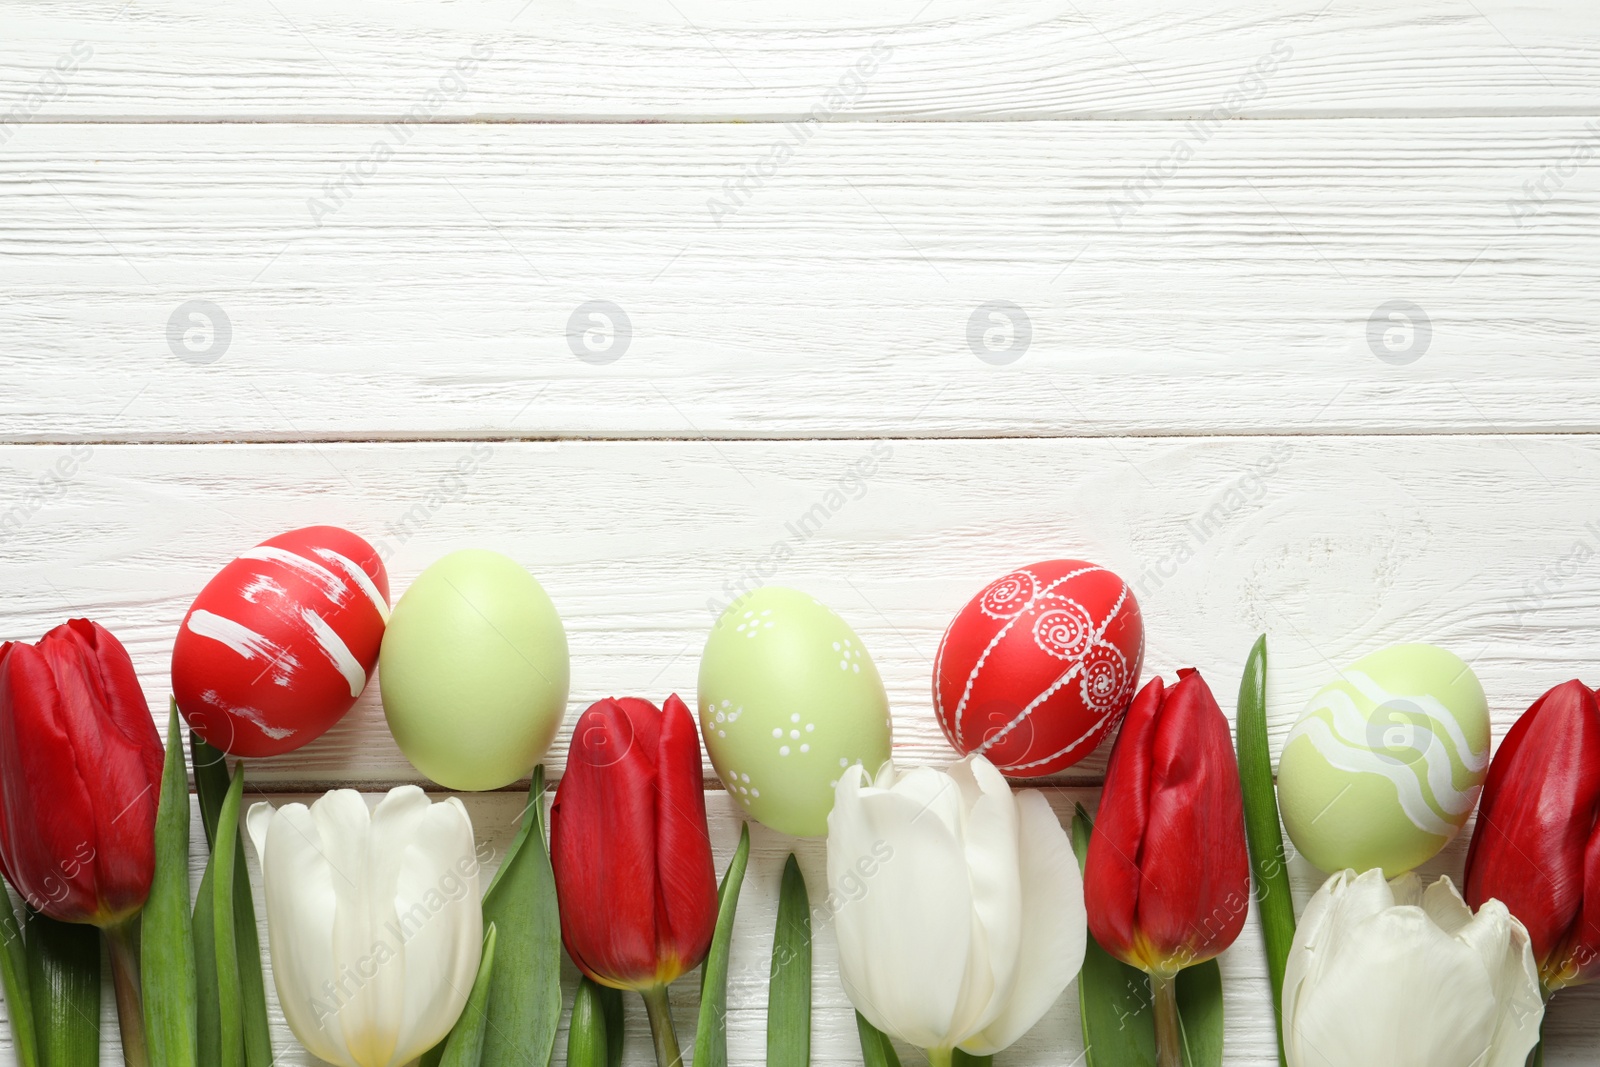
[
  {"xmin": 1152, "ymin": 972, "xmax": 1183, "ymax": 1067},
  {"xmin": 640, "ymin": 984, "xmax": 682, "ymax": 1067},
  {"xmin": 103, "ymin": 919, "xmax": 149, "ymax": 1067},
  {"xmin": 926, "ymin": 1049, "xmax": 954, "ymax": 1067}
]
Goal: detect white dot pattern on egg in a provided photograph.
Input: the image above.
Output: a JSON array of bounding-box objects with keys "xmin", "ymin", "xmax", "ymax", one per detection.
[{"xmin": 698, "ymin": 586, "xmax": 892, "ymax": 838}]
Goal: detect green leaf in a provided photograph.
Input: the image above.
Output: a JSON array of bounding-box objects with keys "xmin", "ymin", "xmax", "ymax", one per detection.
[
  {"xmin": 852, "ymin": 1012, "xmax": 900, "ymax": 1067},
  {"xmin": 478, "ymin": 767, "xmax": 562, "ymax": 1067},
  {"xmin": 597, "ymin": 984, "xmax": 624, "ymax": 1067},
  {"xmin": 24, "ymin": 910, "xmax": 98, "ymax": 1067},
  {"xmin": 1070, "ymin": 804, "xmax": 1224, "ymax": 1067},
  {"xmin": 767, "ymin": 854, "xmax": 811, "ymax": 1067},
  {"xmin": 1235, "ymin": 634, "xmax": 1294, "ymax": 1067},
  {"xmin": 566, "ymin": 977, "xmax": 609, "ymax": 1067},
  {"xmin": 951, "ymin": 1051, "xmax": 991, "ymax": 1067},
  {"xmin": 193, "ymin": 866, "xmax": 221, "ymax": 1067},
  {"xmin": 190, "ymin": 736, "xmax": 273, "ymax": 1067},
  {"xmin": 212, "ymin": 766, "xmax": 246, "ymax": 1067},
  {"xmin": 142, "ymin": 701, "xmax": 197, "ymax": 1067},
  {"xmin": 0, "ymin": 889, "xmax": 38, "ymax": 1067},
  {"xmin": 189, "ymin": 732, "xmax": 228, "ymax": 851},
  {"xmin": 694, "ymin": 822, "xmax": 751, "ymax": 1067},
  {"xmin": 439, "ymin": 924, "xmax": 499, "ymax": 1067}
]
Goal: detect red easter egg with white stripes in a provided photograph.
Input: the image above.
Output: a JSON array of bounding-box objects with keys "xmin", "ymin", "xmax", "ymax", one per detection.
[
  {"xmin": 934, "ymin": 560, "xmax": 1144, "ymax": 777},
  {"xmin": 172, "ymin": 526, "xmax": 389, "ymax": 757}
]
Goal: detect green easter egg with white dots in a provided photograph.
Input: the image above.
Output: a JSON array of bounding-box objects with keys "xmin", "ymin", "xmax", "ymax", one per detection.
[
  {"xmin": 698, "ymin": 587, "xmax": 892, "ymax": 837},
  {"xmin": 1278, "ymin": 643, "xmax": 1490, "ymax": 878}
]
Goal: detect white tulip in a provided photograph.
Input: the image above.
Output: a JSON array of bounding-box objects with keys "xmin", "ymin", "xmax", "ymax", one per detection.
[
  {"xmin": 825, "ymin": 755, "xmax": 1086, "ymax": 1061},
  {"xmin": 1283, "ymin": 868, "xmax": 1543, "ymax": 1067},
  {"xmin": 247, "ymin": 786, "xmax": 485, "ymax": 1067}
]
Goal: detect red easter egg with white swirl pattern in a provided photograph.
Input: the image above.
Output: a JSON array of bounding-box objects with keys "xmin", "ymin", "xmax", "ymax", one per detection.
[
  {"xmin": 172, "ymin": 526, "xmax": 389, "ymax": 758},
  {"xmin": 934, "ymin": 560, "xmax": 1144, "ymax": 776}
]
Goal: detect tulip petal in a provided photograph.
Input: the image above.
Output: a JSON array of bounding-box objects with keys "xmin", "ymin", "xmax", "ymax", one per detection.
[
  {"xmin": 551, "ymin": 699, "xmax": 662, "ymax": 986},
  {"xmin": 944, "ymin": 756, "xmax": 1021, "ymax": 1042},
  {"xmin": 1464, "ymin": 680, "xmax": 1600, "ymax": 970},
  {"xmin": 1446, "ymin": 897, "xmax": 1542, "ymax": 1067},
  {"xmin": 1137, "ymin": 671, "xmax": 1249, "ymax": 968},
  {"xmin": 961, "ymin": 790, "xmax": 1085, "ymax": 1056},
  {"xmin": 828, "ymin": 764, "xmax": 973, "ymax": 1050},
  {"xmin": 655, "ymin": 695, "xmax": 717, "ymax": 979},
  {"xmin": 386, "ymin": 796, "xmax": 482, "ymax": 1065},
  {"xmin": 255, "ymin": 802, "xmax": 357, "ymax": 1067}
]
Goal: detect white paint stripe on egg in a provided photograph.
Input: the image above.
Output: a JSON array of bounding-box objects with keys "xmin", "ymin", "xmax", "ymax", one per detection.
[
  {"xmin": 298, "ymin": 607, "xmax": 366, "ymax": 698},
  {"xmin": 239, "ymin": 573, "xmax": 288, "ymax": 604},
  {"xmin": 1338, "ymin": 669, "xmax": 1490, "ymax": 772},
  {"xmin": 241, "ymin": 546, "xmax": 350, "ymax": 605},
  {"xmin": 1303, "ymin": 686, "xmax": 1481, "ymax": 820},
  {"xmin": 186, "ymin": 609, "xmax": 298, "ymax": 670},
  {"xmin": 1286, "ymin": 713, "xmax": 1462, "ymax": 837},
  {"xmin": 313, "ymin": 547, "xmax": 390, "ymax": 622}
]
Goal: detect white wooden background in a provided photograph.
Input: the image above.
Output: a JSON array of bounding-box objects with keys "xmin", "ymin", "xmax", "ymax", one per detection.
[{"xmin": 3, "ymin": 0, "xmax": 1600, "ymax": 1063}]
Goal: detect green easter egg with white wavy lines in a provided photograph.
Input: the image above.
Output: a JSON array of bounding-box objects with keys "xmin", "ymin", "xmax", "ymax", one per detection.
[
  {"xmin": 698, "ymin": 588, "xmax": 892, "ymax": 838},
  {"xmin": 1278, "ymin": 643, "xmax": 1490, "ymax": 877}
]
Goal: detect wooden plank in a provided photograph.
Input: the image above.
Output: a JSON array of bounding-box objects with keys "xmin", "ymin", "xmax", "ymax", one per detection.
[
  {"xmin": 1, "ymin": 436, "xmax": 1596, "ymax": 787},
  {"xmin": 3, "ymin": 119, "xmax": 1600, "ymax": 441},
  {"xmin": 5, "ymin": 789, "xmax": 1593, "ymax": 1065},
  {"xmin": 0, "ymin": 0, "xmax": 1596, "ymax": 121}
]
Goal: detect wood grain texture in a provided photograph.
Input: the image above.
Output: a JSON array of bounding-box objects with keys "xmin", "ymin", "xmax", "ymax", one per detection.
[
  {"xmin": 11, "ymin": 789, "xmax": 1597, "ymax": 1066},
  {"xmin": 0, "ymin": 0, "xmax": 1597, "ymax": 122},
  {"xmin": 2, "ymin": 120, "xmax": 1600, "ymax": 441},
  {"xmin": 1, "ymin": 436, "xmax": 1596, "ymax": 788}
]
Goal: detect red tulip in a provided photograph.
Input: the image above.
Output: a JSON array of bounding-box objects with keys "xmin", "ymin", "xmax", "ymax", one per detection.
[
  {"xmin": 0, "ymin": 619, "xmax": 165, "ymax": 926},
  {"xmin": 1086, "ymin": 669, "xmax": 1250, "ymax": 976},
  {"xmin": 1465, "ymin": 679, "xmax": 1600, "ymax": 989},
  {"xmin": 550, "ymin": 695, "xmax": 717, "ymax": 1067}
]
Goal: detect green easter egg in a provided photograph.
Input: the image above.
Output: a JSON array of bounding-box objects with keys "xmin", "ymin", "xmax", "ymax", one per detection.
[
  {"xmin": 1278, "ymin": 643, "xmax": 1490, "ymax": 877},
  {"xmin": 380, "ymin": 549, "xmax": 570, "ymax": 791},
  {"xmin": 698, "ymin": 588, "xmax": 892, "ymax": 837}
]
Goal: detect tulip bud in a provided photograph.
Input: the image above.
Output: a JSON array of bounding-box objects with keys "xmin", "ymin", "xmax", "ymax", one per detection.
[
  {"xmin": 1464, "ymin": 679, "xmax": 1600, "ymax": 989},
  {"xmin": 551, "ymin": 695, "xmax": 718, "ymax": 1067},
  {"xmin": 826, "ymin": 755, "xmax": 1086, "ymax": 1058},
  {"xmin": 551, "ymin": 695, "xmax": 717, "ymax": 989},
  {"xmin": 1085, "ymin": 669, "xmax": 1250, "ymax": 976},
  {"xmin": 1283, "ymin": 869, "xmax": 1543, "ymax": 1067},
  {"xmin": 0, "ymin": 619, "xmax": 164, "ymax": 926},
  {"xmin": 247, "ymin": 787, "xmax": 484, "ymax": 1067}
]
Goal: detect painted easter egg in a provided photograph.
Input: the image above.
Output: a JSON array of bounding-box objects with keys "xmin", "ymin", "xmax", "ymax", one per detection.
[
  {"xmin": 1278, "ymin": 643, "xmax": 1491, "ymax": 877},
  {"xmin": 380, "ymin": 550, "xmax": 570, "ymax": 791},
  {"xmin": 172, "ymin": 525, "xmax": 389, "ymax": 758},
  {"xmin": 698, "ymin": 588, "xmax": 892, "ymax": 837},
  {"xmin": 934, "ymin": 560, "xmax": 1144, "ymax": 777}
]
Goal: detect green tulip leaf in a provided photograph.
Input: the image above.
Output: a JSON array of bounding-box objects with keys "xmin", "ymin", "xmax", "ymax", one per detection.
[
  {"xmin": 852, "ymin": 1012, "xmax": 901, "ymax": 1067},
  {"xmin": 567, "ymin": 976, "xmax": 610, "ymax": 1067},
  {"xmin": 1070, "ymin": 805, "xmax": 1224, "ymax": 1067},
  {"xmin": 439, "ymin": 924, "xmax": 499, "ymax": 1067},
  {"xmin": 767, "ymin": 854, "xmax": 811, "ymax": 1067},
  {"xmin": 25, "ymin": 910, "xmax": 98, "ymax": 1067},
  {"xmin": 212, "ymin": 765, "xmax": 246, "ymax": 1067},
  {"xmin": 193, "ymin": 865, "xmax": 221, "ymax": 1066},
  {"xmin": 1235, "ymin": 634, "xmax": 1294, "ymax": 1067},
  {"xmin": 0, "ymin": 891, "xmax": 38, "ymax": 1067},
  {"xmin": 596, "ymin": 982, "xmax": 623, "ymax": 1067},
  {"xmin": 190, "ymin": 736, "xmax": 272, "ymax": 1067},
  {"xmin": 143, "ymin": 701, "xmax": 197, "ymax": 1067},
  {"xmin": 427, "ymin": 767, "xmax": 559, "ymax": 1067},
  {"xmin": 952, "ymin": 1050, "xmax": 992, "ymax": 1067},
  {"xmin": 694, "ymin": 821, "xmax": 751, "ymax": 1067}
]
